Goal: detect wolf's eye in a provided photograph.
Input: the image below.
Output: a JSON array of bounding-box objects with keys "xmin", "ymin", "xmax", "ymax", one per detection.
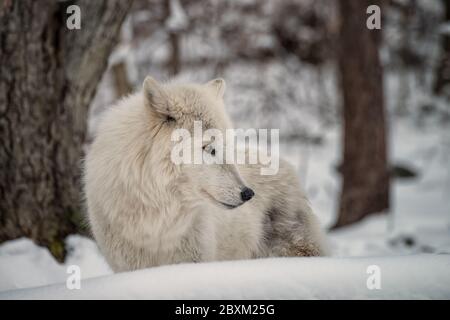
[
  {"xmin": 203, "ymin": 145, "xmax": 216, "ymax": 156},
  {"xmin": 166, "ymin": 115, "xmax": 175, "ymax": 122}
]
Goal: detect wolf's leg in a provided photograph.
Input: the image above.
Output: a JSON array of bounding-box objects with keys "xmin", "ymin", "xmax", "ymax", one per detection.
[{"xmin": 263, "ymin": 205, "xmax": 329, "ymax": 257}]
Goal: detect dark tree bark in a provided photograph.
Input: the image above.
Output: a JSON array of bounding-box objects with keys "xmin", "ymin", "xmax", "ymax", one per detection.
[
  {"xmin": 0, "ymin": 0, "xmax": 132, "ymax": 260},
  {"xmin": 112, "ymin": 62, "xmax": 133, "ymax": 99},
  {"xmin": 434, "ymin": 0, "xmax": 450, "ymax": 96},
  {"xmin": 332, "ymin": 0, "xmax": 390, "ymax": 229}
]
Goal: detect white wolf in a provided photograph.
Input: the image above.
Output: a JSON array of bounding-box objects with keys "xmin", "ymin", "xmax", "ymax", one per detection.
[{"xmin": 84, "ymin": 76, "xmax": 328, "ymax": 272}]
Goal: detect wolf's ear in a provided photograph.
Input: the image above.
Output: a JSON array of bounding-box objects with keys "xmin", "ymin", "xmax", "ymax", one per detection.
[
  {"xmin": 205, "ymin": 78, "xmax": 226, "ymax": 99},
  {"xmin": 143, "ymin": 76, "xmax": 170, "ymax": 114}
]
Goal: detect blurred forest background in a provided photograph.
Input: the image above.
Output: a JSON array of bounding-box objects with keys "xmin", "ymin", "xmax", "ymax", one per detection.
[{"xmin": 1, "ymin": 0, "xmax": 449, "ymax": 260}]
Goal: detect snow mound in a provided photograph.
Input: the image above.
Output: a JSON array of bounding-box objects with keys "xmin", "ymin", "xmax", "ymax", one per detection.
[
  {"xmin": 0, "ymin": 236, "xmax": 111, "ymax": 292},
  {"xmin": 1, "ymin": 255, "xmax": 449, "ymax": 299}
]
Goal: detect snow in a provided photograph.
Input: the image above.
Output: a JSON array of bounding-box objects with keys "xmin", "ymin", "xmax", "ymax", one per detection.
[
  {"xmin": 0, "ymin": 236, "xmax": 111, "ymax": 292},
  {"xmin": 1, "ymin": 255, "xmax": 449, "ymax": 299},
  {"xmin": 166, "ymin": 0, "xmax": 188, "ymax": 32}
]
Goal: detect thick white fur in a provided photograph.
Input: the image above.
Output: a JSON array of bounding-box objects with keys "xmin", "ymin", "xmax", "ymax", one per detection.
[{"xmin": 84, "ymin": 77, "xmax": 328, "ymax": 272}]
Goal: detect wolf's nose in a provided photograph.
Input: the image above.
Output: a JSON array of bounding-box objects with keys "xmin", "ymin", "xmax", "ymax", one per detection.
[{"xmin": 241, "ymin": 187, "xmax": 255, "ymax": 202}]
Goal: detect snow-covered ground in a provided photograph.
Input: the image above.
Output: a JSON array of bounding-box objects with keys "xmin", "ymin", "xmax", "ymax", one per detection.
[{"xmin": 2, "ymin": 255, "xmax": 449, "ymax": 299}]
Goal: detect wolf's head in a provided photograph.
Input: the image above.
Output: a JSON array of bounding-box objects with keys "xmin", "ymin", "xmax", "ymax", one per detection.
[{"xmin": 143, "ymin": 76, "xmax": 255, "ymax": 209}]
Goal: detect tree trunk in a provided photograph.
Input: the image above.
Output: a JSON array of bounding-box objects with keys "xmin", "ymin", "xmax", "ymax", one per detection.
[
  {"xmin": 434, "ymin": 0, "xmax": 450, "ymax": 96},
  {"xmin": 332, "ymin": 0, "xmax": 390, "ymax": 229},
  {"xmin": 0, "ymin": 0, "xmax": 132, "ymax": 260},
  {"xmin": 112, "ymin": 61, "xmax": 133, "ymax": 99},
  {"xmin": 164, "ymin": 0, "xmax": 182, "ymax": 76}
]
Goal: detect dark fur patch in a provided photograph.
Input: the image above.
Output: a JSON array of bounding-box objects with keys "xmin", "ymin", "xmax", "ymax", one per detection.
[{"xmin": 263, "ymin": 207, "xmax": 278, "ymax": 241}]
